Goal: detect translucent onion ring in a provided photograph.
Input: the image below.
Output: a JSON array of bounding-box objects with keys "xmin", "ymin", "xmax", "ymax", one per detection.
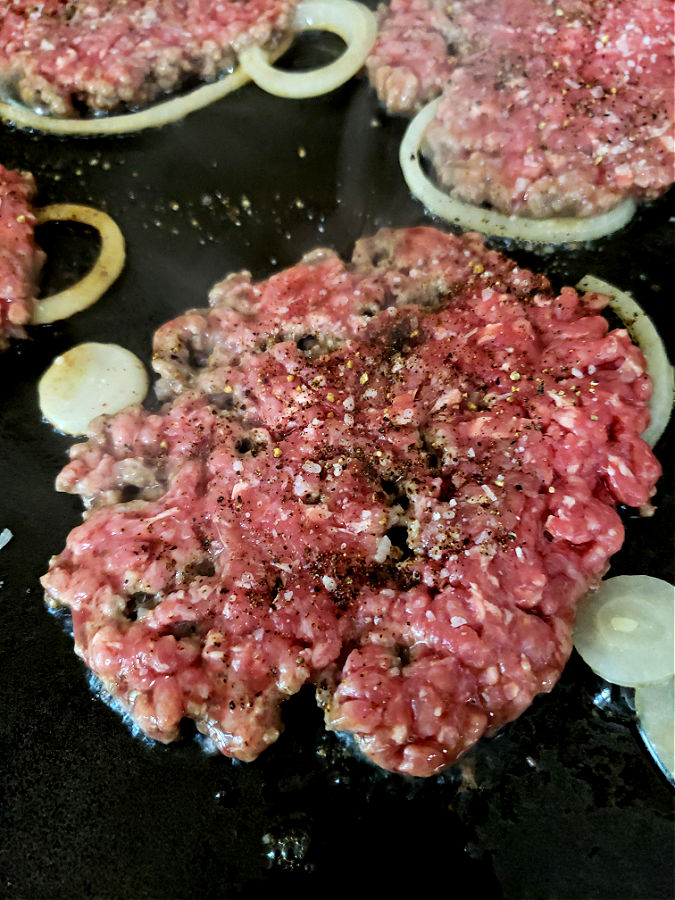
[
  {"xmin": 0, "ymin": 66, "xmax": 252, "ymax": 136},
  {"xmin": 573, "ymin": 576, "xmax": 675, "ymax": 688},
  {"xmin": 239, "ymin": 0, "xmax": 376, "ymax": 98},
  {"xmin": 0, "ymin": 0, "xmax": 375, "ymax": 136},
  {"xmin": 577, "ymin": 275, "xmax": 674, "ymax": 447},
  {"xmin": 32, "ymin": 204, "xmax": 125, "ymax": 325},
  {"xmin": 38, "ymin": 342, "xmax": 149, "ymax": 435},
  {"xmin": 400, "ymin": 97, "xmax": 637, "ymax": 244},
  {"xmin": 635, "ymin": 677, "xmax": 675, "ymax": 786}
]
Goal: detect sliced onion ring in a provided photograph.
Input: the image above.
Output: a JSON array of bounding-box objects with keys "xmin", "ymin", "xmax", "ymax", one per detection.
[
  {"xmin": 0, "ymin": 0, "xmax": 377, "ymax": 136},
  {"xmin": 31, "ymin": 204, "xmax": 125, "ymax": 325},
  {"xmin": 635, "ymin": 677, "xmax": 674, "ymax": 785},
  {"xmin": 239, "ymin": 0, "xmax": 376, "ymax": 98},
  {"xmin": 400, "ymin": 97, "xmax": 637, "ymax": 244},
  {"xmin": 577, "ymin": 275, "xmax": 674, "ymax": 447},
  {"xmin": 39, "ymin": 343, "xmax": 149, "ymax": 435},
  {"xmin": 0, "ymin": 35, "xmax": 291, "ymax": 135},
  {"xmin": 573, "ymin": 576, "xmax": 674, "ymax": 688}
]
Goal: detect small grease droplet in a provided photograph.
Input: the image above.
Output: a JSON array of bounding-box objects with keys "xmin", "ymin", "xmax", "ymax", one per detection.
[{"xmin": 262, "ymin": 828, "xmax": 311, "ymax": 869}]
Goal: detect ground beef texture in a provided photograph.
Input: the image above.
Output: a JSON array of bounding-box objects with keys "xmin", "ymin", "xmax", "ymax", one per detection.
[
  {"xmin": 42, "ymin": 227, "xmax": 661, "ymax": 776},
  {"xmin": 368, "ymin": 0, "xmax": 674, "ymax": 217},
  {"xmin": 0, "ymin": 0, "xmax": 296, "ymax": 117}
]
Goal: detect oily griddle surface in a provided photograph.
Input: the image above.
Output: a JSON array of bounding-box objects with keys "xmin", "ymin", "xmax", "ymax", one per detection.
[{"xmin": 0, "ymin": 26, "xmax": 673, "ymax": 899}]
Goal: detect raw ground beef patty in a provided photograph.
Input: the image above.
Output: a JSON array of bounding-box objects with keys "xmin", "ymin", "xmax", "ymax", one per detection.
[
  {"xmin": 0, "ymin": 164, "xmax": 43, "ymax": 349},
  {"xmin": 368, "ymin": 0, "xmax": 674, "ymax": 218},
  {"xmin": 0, "ymin": 0, "xmax": 296, "ymax": 117},
  {"xmin": 42, "ymin": 227, "xmax": 661, "ymax": 776}
]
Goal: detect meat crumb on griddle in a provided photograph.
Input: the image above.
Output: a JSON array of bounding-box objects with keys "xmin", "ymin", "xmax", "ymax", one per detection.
[{"xmin": 42, "ymin": 227, "xmax": 661, "ymax": 776}]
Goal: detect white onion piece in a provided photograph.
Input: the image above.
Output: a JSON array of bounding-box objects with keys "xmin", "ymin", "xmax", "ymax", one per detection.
[
  {"xmin": 32, "ymin": 205, "xmax": 125, "ymax": 325},
  {"xmin": 574, "ymin": 576, "xmax": 675, "ymax": 687},
  {"xmin": 399, "ymin": 98, "xmax": 637, "ymax": 244},
  {"xmin": 239, "ymin": 0, "xmax": 376, "ymax": 98},
  {"xmin": 635, "ymin": 677, "xmax": 674, "ymax": 785},
  {"xmin": 0, "ymin": 528, "xmax": 13, "ymax": 550},
  {"xmin": 39, "ymin": 343, "xmax": 148, "ymax": 435},
  {"xmin": 577, "ymin": 275, "xmax": 674, "ymax": 447},
  {"xmin": 0, "ymin": 35, "xmax": 292, "ymax": 135}
]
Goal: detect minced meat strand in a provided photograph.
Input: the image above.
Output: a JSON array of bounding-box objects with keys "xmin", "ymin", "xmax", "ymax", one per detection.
[{"xmin": 42, "ymin": 227, "xmax": 661, "ymax": 776}]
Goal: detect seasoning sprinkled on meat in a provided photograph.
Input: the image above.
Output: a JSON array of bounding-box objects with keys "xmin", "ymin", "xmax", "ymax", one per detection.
[
  {"xmin": 0, "ymin": 163, "xmax": 43, "ymax": 349},
  {"xmin": 369, "ymin": 0, "xmax": 674, "ymax": 217},
  {"xmin": 0, "ymin": 0, "xmax": 296, "ymax": 117},
  {"xmin": 42, "ymin": 227, "xmax": 661, "ymax": 776}
]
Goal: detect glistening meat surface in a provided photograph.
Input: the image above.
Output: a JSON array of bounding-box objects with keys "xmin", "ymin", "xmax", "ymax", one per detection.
[
  {"xmin": 0, "ymin": 163, "xmax": 43, "ymax": 349},
  {"xmin": 368, "ymin": 0, "xmax": 674, "ymax": 217},
  {"xmin": 42, "ymin": 227, "xmax": 661, "ymax": 776},
  {"xmin": 0, "ymin": 0, "xmax": 296, "ymax": 117}
]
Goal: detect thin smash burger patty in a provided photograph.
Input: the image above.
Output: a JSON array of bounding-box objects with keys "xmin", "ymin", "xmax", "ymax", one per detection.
[
  {"xmin": 0, "ymin": 164, "xmax": 43, "ymax": 349},
  {"xmin": 0, "ymin": 0, "xmax": 296, "ymax": 117},
  {"xmin": 42, "ymin": 227, "xmax": 661, "ymax": 777},
  {"xmin": 368, "ymin": 0, "xmax": 674, "ymax": 218}
]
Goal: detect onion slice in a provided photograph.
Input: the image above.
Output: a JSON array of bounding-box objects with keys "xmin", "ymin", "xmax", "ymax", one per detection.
[
  {"xmin": 0, "ymin": 0, "xmax": 376, "ymax": 136},
  {"xmin": 399, "ymin": 98, "xmax": 637, "ymax": 244},
  {"xmin": 577, "ymin": 275, "xmax": 674, "ymax": 447},
  {"xmin": 0, "ymin": 68, "xmax": 250, "ymax": 136},
  {"xmin": 39, "ymin": 343, "xmax": 149, "ymax": 435},
  {"xmin": 0, "ymin": 34, "xmax": 292, "ymax": 135},
  {"xmin": 239, "ymin": 0, "xmax": 376, "ymax": 98},
  {"xmin": 573, "ymin": 576, "xmax": 675, "ymax": 688},
  {"xmin": 635, "ymin": 677, "xmax": 674, "ymax": 785},
  {"xmin": 31, "ymin": 205, "xmax": 125, "ymax": 325}
]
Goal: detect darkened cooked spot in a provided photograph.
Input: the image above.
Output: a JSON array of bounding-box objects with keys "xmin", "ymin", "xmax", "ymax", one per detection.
[
  {"xmin": 385, "ymin": 524, "xmax": 413, "ymax": 561},
  {"xmin": 120, "ymin": 484, "xmax": 141, "ymax": 502},
  {"xmin": 187, "ymin": 342, "xmax": 210, "ymax": 368},
  {"xmin": 439, "ymin": 477, "xmax": 456, "ymax": 502},
  {"xmin": 380, "ymin": 477, "xmax": 410, "ymax": 510},
  {"xmin": 124, "ymin": 591, "xmax": 159, "ymax": 620},
  {"xmin": 296, "ymin": 334, "xmax": 319, "ymax": 353},
  {"xmin": 393, "ymin": 642, "xmax": 411, "ymax": 667},
  {"xmin": 371, "ymin": 248, "xmax": 390, "ymax": 266},
  {"xmin": 183, "ymin": 558, "xmax": 216, "ymax": 579},
  {"xmin": 380, "ymin": 478, "xmax": 397, "ymax": 495},
  {"xmin": 209, "ymin": 392, "xmax": 235, "ymax": 410}
]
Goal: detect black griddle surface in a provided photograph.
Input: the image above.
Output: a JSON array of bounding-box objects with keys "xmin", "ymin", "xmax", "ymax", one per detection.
[{"xmin": 0, "ymin": 19, "xmax": 673, "ymax": 899}]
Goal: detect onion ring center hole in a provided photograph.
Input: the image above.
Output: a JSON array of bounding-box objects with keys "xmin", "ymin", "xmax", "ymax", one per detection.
[
  {"xmin": 274, "ymin": 30, "xmax": 346, "ymax": 72},
  {"xmin": 35, "ymin": 220, "xmax": 100, "ymax": 298}
]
